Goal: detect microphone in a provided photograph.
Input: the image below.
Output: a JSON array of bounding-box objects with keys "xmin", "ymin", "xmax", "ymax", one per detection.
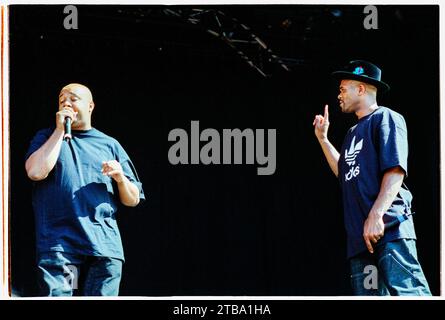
[
  {"xmin": 384, "ymin": 212, "xmax": 414, "ymax": 230},
  {"xmin": 64, "ymin": 117, "xmax": 72, "ymax": 142}
]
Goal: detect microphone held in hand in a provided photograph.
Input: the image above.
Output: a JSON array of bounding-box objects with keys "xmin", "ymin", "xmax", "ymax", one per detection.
[
  {"xmin": 64, "ymin": 117, "xmax": 72, "ymax": 142},
  {"xmin": 384, "ymin": 212, "xmax": 414, "ymax": 230}
]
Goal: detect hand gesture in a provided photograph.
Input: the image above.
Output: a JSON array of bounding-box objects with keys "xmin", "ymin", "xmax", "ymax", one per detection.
[
  {"xmin": 313, "ymin": 104, "xmax": 330, "ymax": 141},
  {"xmin": 101, "ymin": 160, "xmax": 125, "ymax": 183}
]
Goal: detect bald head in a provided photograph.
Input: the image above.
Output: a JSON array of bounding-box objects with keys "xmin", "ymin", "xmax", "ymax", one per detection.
[
  {"xmin": 61, "ymin": 83, "xmax": 94, "ymax": 103},
  {"xmin": 59, "ymin": 83, "xmax": 95, "ymax": 130}
]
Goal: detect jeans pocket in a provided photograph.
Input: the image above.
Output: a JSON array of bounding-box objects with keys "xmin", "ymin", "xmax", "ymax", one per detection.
[
  {"xmin": 380, "ymin": 252, "xmax": 416, "ymax": 279},
  {"xmin": 378, "ymin": 251, "xmax": 430, "ymax": 295}
]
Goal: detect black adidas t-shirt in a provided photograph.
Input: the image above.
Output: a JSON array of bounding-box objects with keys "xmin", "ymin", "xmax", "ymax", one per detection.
[{"xmin": 338, "ymin": 107, "xmax": 416, "ymax": 259}]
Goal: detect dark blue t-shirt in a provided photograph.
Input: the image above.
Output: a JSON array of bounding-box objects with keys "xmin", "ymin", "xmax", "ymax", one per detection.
[
  {"xmin": 26, "ymin": 127, "xmax": 145, "ymax": 261},
  {"xmin": 338, "ymin": 107, "xmax": 416, "ymax": 259}
]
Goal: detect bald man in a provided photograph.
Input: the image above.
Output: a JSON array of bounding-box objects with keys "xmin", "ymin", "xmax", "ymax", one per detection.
[{"xmin": 25, "ymin": 83, "xmax": 145, "ymax": 296}]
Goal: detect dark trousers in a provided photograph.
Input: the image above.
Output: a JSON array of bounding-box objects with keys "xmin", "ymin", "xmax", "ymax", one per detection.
[{"xmin": 37, "ymin": 251, "xmax": 123, "ymax": 296}]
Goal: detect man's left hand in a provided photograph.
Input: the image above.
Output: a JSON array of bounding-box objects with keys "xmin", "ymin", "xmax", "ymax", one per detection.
[
  {"xmin": 102, "ymin": 160, "xmax": 125, "ymax": 183},
  {"xmin": 363, "ymin": 211, "xmax": 385, "ymax": 254}
]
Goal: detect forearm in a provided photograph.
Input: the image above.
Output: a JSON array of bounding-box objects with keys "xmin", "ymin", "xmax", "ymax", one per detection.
[
  {"xmin": 25, "ymin": 128, "xmax": 64, "ymax": 181},
  {"xmin": 317, "ymin": 138, "xmax": 340, "ymax": 177},
  {"xmin": 117, "ymin": 176, "xmax": 140, "ymax": 207},
  {"xmin": 369, "ymin": 167, "xmax": 404, "ymax": 218}
]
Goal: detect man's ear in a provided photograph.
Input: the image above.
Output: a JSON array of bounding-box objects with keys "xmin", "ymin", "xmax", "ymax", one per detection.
[
  {"xmin": 89, "ymin": 101, "xmax": 95, "ymax": 113},
  {"xmin": 358, "ymin": 83, "xmax": 366, "ymax": 96}
]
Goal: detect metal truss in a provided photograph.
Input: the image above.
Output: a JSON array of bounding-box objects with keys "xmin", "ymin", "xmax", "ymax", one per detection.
[{"xmin": 163, "ymin": 8, "xmax": 291, "ymax": 78}]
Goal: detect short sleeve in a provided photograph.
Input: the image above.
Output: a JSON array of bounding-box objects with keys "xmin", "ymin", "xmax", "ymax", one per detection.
[
  {"xmin": 377, "ymin": 111, "xmax": 409, "ymax": 176},
  {"xmin": 25, "ymin": 128, "xmax": 53, "ymax": 160},
  {"xmin": 115, "ymin": 143, "xmax": 146, "ymax": 202}
]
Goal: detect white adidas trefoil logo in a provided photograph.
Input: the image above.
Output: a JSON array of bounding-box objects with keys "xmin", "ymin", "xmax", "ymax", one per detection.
[
  {"xmin": 345, "ymin": 136, "xmax": 363, "ymax": 166},
  {"xmin": 345, "ymin": 136, "xmax": 363, "ymax": 181}
]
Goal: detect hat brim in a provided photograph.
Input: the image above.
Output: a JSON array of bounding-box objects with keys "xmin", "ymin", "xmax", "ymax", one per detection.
[{"xmin": 332, "ymin": 71, "xmax": 390, "ymax": 93}]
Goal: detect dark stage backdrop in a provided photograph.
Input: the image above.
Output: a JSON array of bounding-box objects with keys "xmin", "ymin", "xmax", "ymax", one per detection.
[{"xmin": 9, "ymin": 5, "xmax": 440, "ymax": 296}]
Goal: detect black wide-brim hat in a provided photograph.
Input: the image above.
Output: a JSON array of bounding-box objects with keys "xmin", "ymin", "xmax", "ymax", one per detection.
[{"xmin": 332, "ymin": 60, "xmax": 390, "ymax": 93}]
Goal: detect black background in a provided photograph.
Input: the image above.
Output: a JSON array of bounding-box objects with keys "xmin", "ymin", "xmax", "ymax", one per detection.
[{"xmin": 9, "ymin": 5, "xmax": 440, "ymax": 296}]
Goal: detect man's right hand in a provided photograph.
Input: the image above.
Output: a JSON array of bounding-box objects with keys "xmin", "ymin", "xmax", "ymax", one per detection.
[
  {"xmin": 313, "ymin": 104, "xmax": 330, "ymax": 141},
  {"xmin": 26, "ymin": 108, "xmax": 76, "ymax": 181},
  {"xmin": 312, "ymin": 104, "xmax": 339, "ymax": 177},
  {"xmin": 56, "ymin": 107, "xmax": 77, "ymax": 131}
]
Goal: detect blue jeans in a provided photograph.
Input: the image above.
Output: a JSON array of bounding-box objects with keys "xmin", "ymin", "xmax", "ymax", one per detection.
[
  {"xmin": 350, "ymin": 239, "xmax": 431, "ymax": 296},
  {"xmin": 37, "ymin": 252, "xmax": 123, "ymax": 296}
]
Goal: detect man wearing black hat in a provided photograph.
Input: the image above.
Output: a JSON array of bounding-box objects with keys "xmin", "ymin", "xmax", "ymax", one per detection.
[{"xmin": 313, "ymin": 60, "xmax": 431, "ymax": 295}]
